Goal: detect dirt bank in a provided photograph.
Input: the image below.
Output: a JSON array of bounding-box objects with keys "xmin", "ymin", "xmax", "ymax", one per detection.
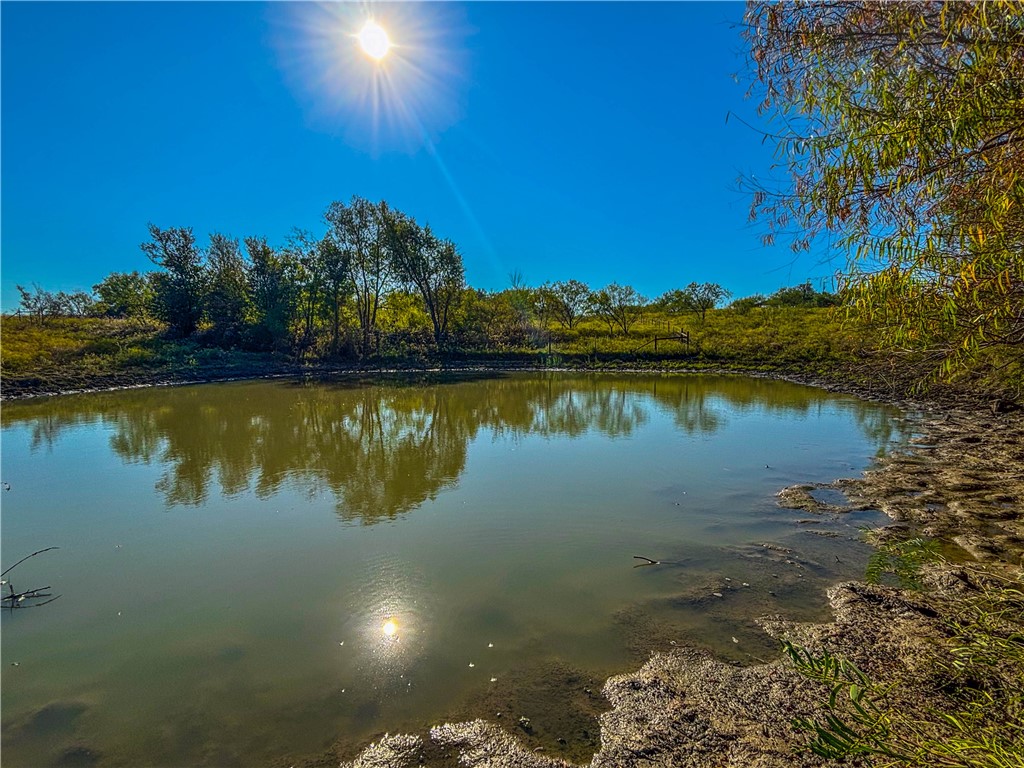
[
  {"xmin": 326, "ymin": 396, "xmax": 1023, "ymax": 767},
  {"xmin": 3, "ymin": 353, "xmax": 1014, "ymax": 405}
]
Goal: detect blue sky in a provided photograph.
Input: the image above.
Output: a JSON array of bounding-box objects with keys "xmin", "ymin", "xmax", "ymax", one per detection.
[{"xmin": 1, "ymin": 1, "xmax": 840, "ymax": 311}]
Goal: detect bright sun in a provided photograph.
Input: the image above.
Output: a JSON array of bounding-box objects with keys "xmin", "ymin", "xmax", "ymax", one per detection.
[
  {"xmin": 382, "ymin": 618, "xmax": 398, "ymax": 637},
  {"xmin": 357, "ymin": 20, "xmax": 391, "ymax": 61}
]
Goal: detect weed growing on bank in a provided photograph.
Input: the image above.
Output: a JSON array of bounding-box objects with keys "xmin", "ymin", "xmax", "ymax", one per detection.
[{"xmin": 786, "ymin": 537, "xmax": 1024, "ymax": 768}]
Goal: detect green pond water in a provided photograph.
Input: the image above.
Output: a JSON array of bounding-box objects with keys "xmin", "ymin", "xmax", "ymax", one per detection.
[{"xmin": 0, "ymin": 373, "xmax": 907, "ymax": 766}]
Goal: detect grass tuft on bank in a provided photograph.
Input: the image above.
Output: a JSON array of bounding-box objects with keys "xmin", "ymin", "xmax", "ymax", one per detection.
[{"xmin": 787, "ymin": 536, "xmax": 1024, "ymax": 768}]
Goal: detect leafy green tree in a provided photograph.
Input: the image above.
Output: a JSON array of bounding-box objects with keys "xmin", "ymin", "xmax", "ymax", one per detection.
[
  {"xmin": 590, "ymin": 283, "xmax": 647, "ymax": 335},
  {"xmin": 205, "ymin": 233, "xmax": 251, "ymax": 346},
  {"xmin": 93, "ymin": 271, "xmax": 154, "ymax": 319},
  {"xmin": 17, "ymin": 284, "xmax": 97, "ymax": 320},
  {"xmin": 141, "ymin": 224, "xmax": 205, "ymax": 337},
  {"xmin": 657, "ymin": 289, "xmax": 689, "ymax": 316},
  {"xmin": 57, "ymin": 290, "xmax": 96, "ymax": 317},
  {"xmin": 500, "ymin": 269, "xmax": 539, "ymax": 339},
  {"xmin": 765, "ymin": 282, "xmax": 840, "ymax": 309},
  {"xmin": 489, "ymin": 289, "xmax": 537, "ymax": 348},
  {"xmin": 316, "ymin": 234, "xmax": 351, "ymax": 357},
  {"xmin": 386, "ymin": 211, "xmax": 465, "ymax": 348},
  {"xmin": 284, "ymin": 228, "xmax": 325, "ymax": 355},
  {"xmin": 744, "ymin": 1, "xmax": 1024, "ymax": 376},
  {"xmin": 244, "ymin": 236, "xmax": 296, "ymax": 350},
  {"xmin": 379, "ymin": 289, "xmax": 431, "ymax": 341},
  {"xmin": 729, "ymin": 293, "xmax": 767, "ymax": 315},
  {"xmin": 448, "ymin": 288, "xmax": 491, "ymax": 350},
  {"xmin": 417, "ymin": 232, "xmax": 464, "ymax": 346},
  {"xmin": 326, "ymin": 197, "xmax": 397, "ymax": 357},
  {"xmin": 15, "ymin": 284, "xmax": 61, "ymax": 323},
  {"xmin": 543, "ymin": 279, "xmax": 591, "ymax": 330},
  {"xmin": 530, "ymin": 284, "xmax": 554, "ymax": 331},
  {"xmin": 660, "ymin": 282, "xmax": 730, "ymax": 324}
]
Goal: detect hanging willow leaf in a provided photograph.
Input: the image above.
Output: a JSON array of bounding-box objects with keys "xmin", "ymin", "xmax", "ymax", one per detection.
[{"xmin": 743, "ymin": 1, "xmax": 1024, "ymax": 383}]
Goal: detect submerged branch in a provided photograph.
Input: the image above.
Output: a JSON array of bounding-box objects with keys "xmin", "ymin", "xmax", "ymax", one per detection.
[
  {"xmin": 633, "ymin": 555, "xmax": 660, "ymax": 566},
  {"xmin": 2, "ymin": 547, "xmax": 62, "ymax": 611},
  {"xmin": 1, "ymin": 546, "xmax": 59, "ymax": 579}
]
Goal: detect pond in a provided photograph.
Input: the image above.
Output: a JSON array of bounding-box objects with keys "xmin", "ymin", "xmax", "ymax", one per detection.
[{"xmin": 0, "ymin": 373, "xmax": 907, "ymax": 767}]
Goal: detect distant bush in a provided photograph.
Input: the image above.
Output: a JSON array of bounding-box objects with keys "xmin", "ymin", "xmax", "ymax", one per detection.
[{"xmin": 766, "ymin": 282, "xmax": 841, "ymax": 308}]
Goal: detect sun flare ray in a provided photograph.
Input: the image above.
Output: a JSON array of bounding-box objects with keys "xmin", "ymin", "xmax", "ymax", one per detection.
[{"xmin": 270, "ymin": 2, "xmax": 467, "ymax": 154}]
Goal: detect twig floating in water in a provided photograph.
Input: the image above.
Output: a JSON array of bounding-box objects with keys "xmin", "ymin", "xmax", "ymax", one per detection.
[
  {"xmin": 1, "ymin": 547, "xmax": 59, "ymax": 579},
  {"xmin": 2, "ymin": 548, "xmax": 62, "ymax": 611}
]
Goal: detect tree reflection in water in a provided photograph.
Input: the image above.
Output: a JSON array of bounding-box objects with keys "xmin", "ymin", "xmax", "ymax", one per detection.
[{"xmin": 2, "ymin": 373, "xmax": 905, "ymax": 521}]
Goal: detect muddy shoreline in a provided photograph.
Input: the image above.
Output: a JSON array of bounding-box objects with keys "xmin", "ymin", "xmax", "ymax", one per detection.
[
  {"xmin": 4, "ymin": 364, "xmax": 1021, "ymax": 767},
  {"xmin": 312, "ymin": 393, "xmax": 1022, "ymax": 768},
  {"xmin": 324, "ymin": 371, "xmax": 1020, "ymax": 768},
  {"xmin": 1, "ymin": 354, "xmax": 1013, "ymax": 407}
]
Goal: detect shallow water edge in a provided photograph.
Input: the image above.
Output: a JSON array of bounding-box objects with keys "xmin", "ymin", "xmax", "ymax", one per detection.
[{"xmin": 323, "ymin": 389, "xmax": 1024, "ymax": 767}]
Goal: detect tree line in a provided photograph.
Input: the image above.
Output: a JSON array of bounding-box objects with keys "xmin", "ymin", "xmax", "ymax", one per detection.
[
  {"xmin": 131, "ymin": 196, "xmax": 468, "ymax": 357},
  {"xmin": 11, "ymin": 2, "xmax": 1021, "ymax": 384},
  {"xmin": 15, "ymin": 195, "xmax": 833, "ymax": 358}
]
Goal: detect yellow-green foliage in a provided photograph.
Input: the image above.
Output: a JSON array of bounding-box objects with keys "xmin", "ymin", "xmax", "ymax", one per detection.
[
  {"xmin": 0, "ymin": 307, "xmax": 868, "ymax": 390},
  {"xmin": 746, "ymin": 1, "xmax": 1024, "ymax": 377},
  {"xmin": 1, "ymin": 315, "xmax": 297, "ymax": 395},
  {"xmin": 0, "ymin": 316, "xmax": 163, "ymax": 375},
  {"xmin": 0, "ymin": 315, "xmax": 255, "ymax": 390},
  {"xmin": 537, "ymin": 306, "xmax": 865, "ymax": 365}
]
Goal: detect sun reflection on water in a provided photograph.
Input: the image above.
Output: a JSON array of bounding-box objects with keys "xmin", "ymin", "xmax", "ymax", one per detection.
[{"xmin": 342, "ymin": 557, "xmax": 432, "ymax": 691}]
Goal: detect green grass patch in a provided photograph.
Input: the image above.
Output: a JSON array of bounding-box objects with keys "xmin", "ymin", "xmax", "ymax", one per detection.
[
  {"xmin": 4, "ymin": 308, "xmax": 1017, "ymax": 401},
  {"xmin": 0, "ymin": 316, "xmax": 295, "ymax": 395}
]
